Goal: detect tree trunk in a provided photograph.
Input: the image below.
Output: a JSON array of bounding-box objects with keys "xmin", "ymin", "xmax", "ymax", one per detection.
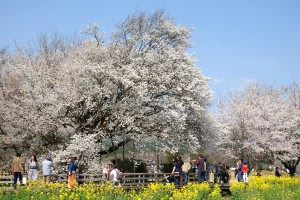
[
  {"xmin": 289, "ymin": 166, "xmax": 296, "ymax": 177},
  {"xmin": 99, "ymin": 139, "xmax": 102, "ymax": 165},
  {"xmin": 156, "ymin": 154, "xmax": 160, "ymax": 173},
  {"xmin": 282, "ymin": 159, "xmax": 300, "ymax": 177},
  {"xmin": 110, "ymin": 137, "xmax": 117, "ymax": 161},
  {"xmin": 132, "ymin": 142, "xmax": 136, "ymax": 173},
  {"xmin": 122, "ymin": 143, "xmax": 125, "ymax": 172}
]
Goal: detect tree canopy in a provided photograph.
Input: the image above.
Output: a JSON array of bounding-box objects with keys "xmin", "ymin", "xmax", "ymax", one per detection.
[{"xmin": 0, "ymin": 11, "xmax": 212, "ymax": 171}]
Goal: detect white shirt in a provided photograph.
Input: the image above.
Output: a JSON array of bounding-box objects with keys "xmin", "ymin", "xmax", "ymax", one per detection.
[
  {"xmin": 110, "ymin": 169, "xmax": 119, "ymax": 181},
  {"xmin": 42, "ymin": 160, "xmax": 53, "ymax": 176}
]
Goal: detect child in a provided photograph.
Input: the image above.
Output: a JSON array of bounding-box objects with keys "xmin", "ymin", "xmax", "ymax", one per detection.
[{"xmin": 242, "ymin": 161, "xmax": 248, "ymax": 183}]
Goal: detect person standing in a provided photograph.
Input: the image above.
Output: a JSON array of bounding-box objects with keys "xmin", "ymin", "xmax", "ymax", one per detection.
[
  {"xmin": 177, "ymin": 156, "xmax": 184, "ymax": 185},
  {"xmin": 42, "ymin": 155, "xmax": 53, "ymax": 184},
  {"xmin": 27, "ymin": 155, "xmax": 39, "ymax": 184},
  {"xmin": 242, "ymin": 161, "xmax": 248, "ymax": 183},
  {"xmin": 226, "ymin": 165, "xmax": 231, "ymax": 183},
  {"xmin": 197, "ymin": 156, "xmax": 206, "ymax": 183},
  {"xmin": 219, "ymin": 164, "xmax": 227, "ymax": 184},
  {"xmin": 181, "ymin": 159, "xmax": 191, "ymax": 185},
  {"xmin": 66, "ymin": 157, "xmax": 71, "ymax": 172},
  {"xmin": 12, "ymin": 153, "xmax": 24, "ymax": 189},
  {"xmin": 192, "ymin": 155, "xmax": 205, "ymax": 183},
  {"xmin": 68, "ymin": 157, "xmax": 77, "ymax": 189},
  {"xmin": 171, "ymin": 157, "xmax": 181, "ymax": 186},
  {"xmin": 275, "ymin": 166, "xmax": 281, "ymax": 177},
  {"xmin": 236, "ymin": 159, "xmax": 243, "ymax": 182},
  {"xmin": 109, "ymin": 165, "xmax": 120, "ymax": 186},
  {"xmin": 212, "ymin": 163, "xmax": 219, "ymax": 184},
  {"xmin": 74, "ymin": 156, "xmax": 78, "ymax": 173},
  {"xmin": 204, "ymin": 158, "xmax": 210, "ymax": 182}
]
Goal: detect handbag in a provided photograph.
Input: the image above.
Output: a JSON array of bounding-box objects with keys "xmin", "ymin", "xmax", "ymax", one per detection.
[{"xmin": 22, "ymin": 177, "xmax": 27, "ymax": 185}]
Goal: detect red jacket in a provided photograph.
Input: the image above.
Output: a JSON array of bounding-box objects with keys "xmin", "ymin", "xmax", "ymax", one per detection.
[{"xmin": 242, "ymin": 164, "xmax": 248, "ymax": 173}]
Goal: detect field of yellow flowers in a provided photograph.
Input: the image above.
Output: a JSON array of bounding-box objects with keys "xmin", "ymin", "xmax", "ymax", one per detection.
[
  {"xmin": 2, "ymin": 176, "xmax": 299, "ymax": 200},
  {"xmin": 230, "ymin": 176, "xmax": 300, "ymax": 200},
  {"xmin": 0, "ymin": 181, "xmax": 222, "ymax": 200}
]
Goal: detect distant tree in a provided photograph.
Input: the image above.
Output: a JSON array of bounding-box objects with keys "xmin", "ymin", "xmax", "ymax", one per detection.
[{"xmin": 215, "ymin": 82, "xmax": 300, "ymax": 176}]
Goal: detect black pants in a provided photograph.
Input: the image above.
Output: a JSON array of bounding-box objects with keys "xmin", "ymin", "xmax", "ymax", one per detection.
[{"xmin": 13, "ymin": 172, "xmax": 23, "ymax": 187}]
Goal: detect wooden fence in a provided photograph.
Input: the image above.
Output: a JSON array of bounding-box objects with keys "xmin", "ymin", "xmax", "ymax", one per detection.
[{"xmin": 0, "ymin": 173, "xmax": 229, "ymax": 192}]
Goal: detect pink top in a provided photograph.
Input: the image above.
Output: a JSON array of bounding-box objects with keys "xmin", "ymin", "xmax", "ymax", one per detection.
[{"xmin": 242, "ymin": 164, "xmax": 248, "ymax": 173}]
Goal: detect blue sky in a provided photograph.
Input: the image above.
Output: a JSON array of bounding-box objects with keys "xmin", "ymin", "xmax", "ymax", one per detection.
[{"xmin": 1, "ymin": 0, "xmax": 299, "ymax": 104}]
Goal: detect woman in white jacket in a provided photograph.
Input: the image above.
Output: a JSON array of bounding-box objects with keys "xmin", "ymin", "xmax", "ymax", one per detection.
[{"xmin": 109, "ymin": 167, "xmax": 120, "ymax": 186}]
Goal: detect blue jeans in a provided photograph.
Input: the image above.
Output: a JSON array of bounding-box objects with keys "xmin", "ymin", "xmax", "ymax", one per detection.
[
  {"xmin": 174, "ymin": 176, "xmax": 180, "ymax": 186},
  {"xmin": 206, "ymin": 171, "xmax": 210, "ymax": 182},
  {"xmin": 183, "ymin": 172, "xmax": 189, "ymax": 185},
  {"xmin": 112, "ymin": 180, "xmax": 119, "ymax": 186},
  {"xmin": 198, "ymin": 168, "xmax": 205, "ymax": 183},
  {"xmin": 237, "ymin": 171, "xmax": 243, "ymax": 182}
]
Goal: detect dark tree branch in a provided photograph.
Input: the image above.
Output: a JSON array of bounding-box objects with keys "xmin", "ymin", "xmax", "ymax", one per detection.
[{"xmin": 95, "ymin": 138, "xmax": 133, "ymax": 157}]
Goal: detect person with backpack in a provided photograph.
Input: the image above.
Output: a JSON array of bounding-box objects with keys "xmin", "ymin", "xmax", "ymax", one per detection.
[{"xmin": 242, "ymin": 161, "xmax": 248, "ymax": 183}]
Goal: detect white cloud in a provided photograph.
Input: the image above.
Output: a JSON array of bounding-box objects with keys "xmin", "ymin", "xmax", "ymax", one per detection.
[{"xmin": 211, "ymin": 78, "xmax": 224, "ymax": 85}]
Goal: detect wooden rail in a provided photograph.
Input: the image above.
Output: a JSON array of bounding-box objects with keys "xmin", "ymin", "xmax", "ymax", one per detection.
[{"xmin": 0, "ymin": 173, "xmax": 230, "ymax": 191}]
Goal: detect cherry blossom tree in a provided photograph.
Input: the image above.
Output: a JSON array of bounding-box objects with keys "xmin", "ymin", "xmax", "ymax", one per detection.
[
  {"xmin": 0, "ymin": 11, "xmax": 212, "ymax": 171},
  {"xmin": 215, "ymin": 82, "xmax": 300, "ymax": 176},
  {"xmin": 0, "ymin": 33, "xmax": 78, "ymax": 155}
]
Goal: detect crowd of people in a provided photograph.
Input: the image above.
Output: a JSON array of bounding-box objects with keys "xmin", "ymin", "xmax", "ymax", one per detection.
[
  {"xmin": 10, "ymin": 152, "xmax": 284, "ymax": 189},
  {"xmin": 11, "ymin": 153, "xmax": 78, "ymax": 189},
  {"xmin": 170, "ymin": 155, "xmax": 250, "ymax": 186},
  {"xmin": 102, "ymin": 159, "xmax": 121, "ymax": 186},
  {"xmin": 10, "ymin": 152, "xmax": 121, "ymax": 189}
]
